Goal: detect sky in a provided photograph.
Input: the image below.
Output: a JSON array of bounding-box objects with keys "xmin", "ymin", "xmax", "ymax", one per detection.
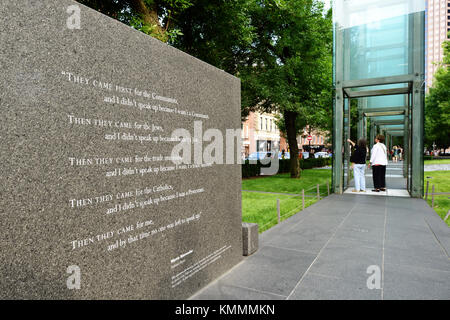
[{"xmin": 321, "ymin": 0, "xmax": 332, "ymax": 11}]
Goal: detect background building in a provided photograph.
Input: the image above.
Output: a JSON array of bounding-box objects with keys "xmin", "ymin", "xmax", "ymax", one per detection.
[
  {"xmin": 425, "ymin": 0, "xmax": 450, "ymax": 89},
  {"xmin": 242, "ymin": 112, "xmax": 329, "ymax": 159},
  {"xmin": 297, "ymin": 126, "xmax": 330, "ymax": 154},
  {"xmin": 241, "ymin": 111, "xmax": 281, "ymax": 158}
]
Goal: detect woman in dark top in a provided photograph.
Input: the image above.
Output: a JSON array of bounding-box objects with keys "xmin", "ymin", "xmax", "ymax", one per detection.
[{"xmin": 347, "ymin": 138, "xmax": 367, "ymax": 192}]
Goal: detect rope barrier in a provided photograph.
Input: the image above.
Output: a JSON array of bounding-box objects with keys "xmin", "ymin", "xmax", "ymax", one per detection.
[
  {"xmin": 246, "ymin": 180, "xmax": 333, "ymax": 230},
  {"xmin": 278, "ymin": 198, "xmax": 317, "ymax": 219}
]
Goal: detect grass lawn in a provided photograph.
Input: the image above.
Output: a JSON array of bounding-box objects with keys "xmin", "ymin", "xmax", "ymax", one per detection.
[
  {"xmin": 242, "ymin": 192, "xmax": 319, "ymax": 232},
  {"xmin": 424, "ymin": 159, "xmax": 450, "ymax": 165},
  {"xmin": 424, "ymin": 170, "xmax": 450, "ymax": 227},
  {"xmin": 242, "ymin": 169, "xmax": 331, "ymax": 232}
]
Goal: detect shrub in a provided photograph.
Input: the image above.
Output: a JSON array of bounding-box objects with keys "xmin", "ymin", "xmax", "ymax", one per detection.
[{"xmin": 242, "ymin": 157, "xmax": 331, "ymax": 178}]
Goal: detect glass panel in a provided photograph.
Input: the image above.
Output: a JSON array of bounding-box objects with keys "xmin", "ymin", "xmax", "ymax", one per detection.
[
  {"xmin": 333, "ymin": 0, "xmax": 425, "ymax": 195},
  {"xmin": 364, "ymin": 94, "xmax": 406, "ymax": 108},
  {"xmin": 333, "ymin": 0, "xmax": 426, "ymax": 81}
]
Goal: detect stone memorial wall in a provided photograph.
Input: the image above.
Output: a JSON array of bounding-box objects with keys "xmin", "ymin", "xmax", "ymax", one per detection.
[{"xmin": 0, "ymin": 0, "xmax": 242, "ymax": 299}]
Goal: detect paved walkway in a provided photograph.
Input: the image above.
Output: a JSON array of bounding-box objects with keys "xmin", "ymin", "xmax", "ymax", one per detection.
[
  {"xmin": 345, "ymin": 162, "xmax": 409, "ymax": 197},
  {"xmin": 191, "ymin": 194, "xmax": 450, "ymax": 300},
  {"xmin": 242, "ymin": 190, "xmax": 319, "ymax": 198}
]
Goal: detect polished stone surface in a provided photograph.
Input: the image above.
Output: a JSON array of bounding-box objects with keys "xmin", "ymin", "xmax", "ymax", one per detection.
[
  {"xmin": 242, "ymin": 223, "xmax": 258, "ymax": 256},
  {"xmin": 0, "ymin": 0, "xmax": 242, "ymax": 299}
]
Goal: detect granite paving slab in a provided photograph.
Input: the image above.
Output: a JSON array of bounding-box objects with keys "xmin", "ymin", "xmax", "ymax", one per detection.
[{"xmin": 191, "ymin": 191, "xmax": 450, "ymax": 300}]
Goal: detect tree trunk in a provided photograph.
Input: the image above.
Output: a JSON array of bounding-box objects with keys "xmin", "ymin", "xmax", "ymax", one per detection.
[
  {"xmin": 130, "ymin": 0, "xmax": 167, "ymax": 41},
  {"xmin": 284, "ymin": 111, "xmax": 301, "ymax": 178}
]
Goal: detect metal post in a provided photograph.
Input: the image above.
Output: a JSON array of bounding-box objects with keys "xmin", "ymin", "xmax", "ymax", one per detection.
[
  {"xmin": 346, "ymin": 98, "xmax": 351, "ymax": 188},
  {"xmin": 404, "ymin": 97, "xmax": 409, "ymax": 179},
  {"xmin": 277, "ymin": 199, "xmax": 280, "ymax": 223},
  {"xmin": 386, "ymin": 132, "xmax": 392, "ymax": 160},
  {"xmin": 333, "ymin": 21, "xmax": 344, "ymax": 194},
  {"xmin": 364, "ymin": 116, "xmax": 368, "ymax": 140},
  {"xmin": 344, "ymin": 25, "xmax": 351, "ymax": 190},
  {"xmin": 317, "ymin": 184, "xmax": 320, "ymax": 200},
  {"xmin": 408, "ymin": 93, "xmax": 412, "ymax": 192},
  {"xmin": 302, "ymin": 189, "xmax": 305, "ymax": 210},
  {"xmin": 431, "ymin": 185, "xmax": 435, "ymax": 208},
  {"xmin": 425, "ymin": 179, "xmax": 429, "ymax": 201},
  {"xmin": 384, "ymin": 131, "xmax": 387, "ymax": 154},
  {"xmin": 406, "ymin": 93, "xmax": 411, "ymax": 187},
  {"xmin": 410, "ymin": 11, "xmax": 425, "ymax": 198},
  {"xmin": 357, "ymin": 100, "xmax": 364, "ymax": 139},
  {"xmin": 370, "ymin": 122, "xmax": 375, "ymax": 151},
  {"xmin": 327, "ymin": 181, "xmax": 330, "ymax": 196}
]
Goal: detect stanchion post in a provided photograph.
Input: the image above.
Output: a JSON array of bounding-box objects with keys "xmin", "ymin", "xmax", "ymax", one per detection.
[
  {"xmin": 277, "ymin": 199, "xmax": 280, "ymax": 224},
  {"xmin": 302, "ymin": 189, "xmax": 305, "ymax": 210},
  {"xmin": 317, "ymin": 184, "xmax": 320, "ymax": 200},
  {"xmin": 431, "ymin": 185, "xmax": 435, "ymax": 208}
]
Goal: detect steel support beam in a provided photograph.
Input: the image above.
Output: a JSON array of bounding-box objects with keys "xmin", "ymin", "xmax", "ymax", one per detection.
[
  {"xmin": 361, "ymin": 106, "xmax": 406, "ymax": 113},
  {"xmin": 345, "ymin": 98, "xmax": 351, "ymax": 188},
  {"xmin": 365, "ymin": 111, "xmax": 405, "ymax": 117},
  {"xmin": 386, "ymin": 130, "xmax": 405, "ymax": 133},
  {"xmin": 332, "ymin": 23, "xmax": 344, "ymax": 194},
  {"xmin": 386, "ymin": 133, "xmax": 391, "ymax": 157},
  {"xmin": 344, "ymin": 28, "xmax": 351, "ymax": 191},
  {"xmin": 410, "ymin": 12, "xmax": 425, "ymax": 198},
  {"xmin": 344, "ymin": 87, "xmax": 410, "ymax": 98},
  {"xmin": 364, "ymin": 117, "xmax": 368, "ymax": 140},
  {"xmin": 404, "ymin": 94, "xmax": 410, "ymax": 178},
  {"xmin": 357, "ymin": 100, "xmax": 365, "ymax": 139},
  {"xmin": 370, "ymin": 122, "xmax": 375, "ymax": 151},
  {"xmin": 373, "ymin": 120, "xmax": 405, "ymax": 126},
  {"xmin": 387, "ymin": 129, "xmax": 405, "ymax": 133},
  {"xmin": 379, "ymin": 127, "xmax": 404, "ymax": 131},
  {"xmin": 342, "ymin": 74, "xmax": 414, "ymax": 89},
  {"xmin": 364, "ymin": 106, "xmax": 406, "ymax": 117}
]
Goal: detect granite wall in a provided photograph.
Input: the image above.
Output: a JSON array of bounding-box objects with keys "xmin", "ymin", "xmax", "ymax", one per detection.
[{"xmin": 0, "ymin": 0, "xmax": 242, "ymax": 299}]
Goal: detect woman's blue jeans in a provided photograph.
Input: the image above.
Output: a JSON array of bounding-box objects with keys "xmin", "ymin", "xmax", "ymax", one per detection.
[{"xmin": 353, "ymin": 164, "xmax": 366, "ymax": 191}]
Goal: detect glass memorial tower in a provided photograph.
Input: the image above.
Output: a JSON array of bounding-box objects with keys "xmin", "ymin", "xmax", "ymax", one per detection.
[{"xmin": 332, "ymin": 0, "xmax": 426, "ymax": 197}]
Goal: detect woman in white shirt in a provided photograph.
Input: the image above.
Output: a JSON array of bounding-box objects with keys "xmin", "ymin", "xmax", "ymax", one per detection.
[{"xmin": 369, "ymin": 134, "xmax": 388, "ymax": 192}]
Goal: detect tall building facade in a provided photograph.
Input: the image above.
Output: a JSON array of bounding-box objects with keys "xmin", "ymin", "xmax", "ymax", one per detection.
[{"xmin": 425, "ymin": 0, "xmax": 450, "ymax": 89}]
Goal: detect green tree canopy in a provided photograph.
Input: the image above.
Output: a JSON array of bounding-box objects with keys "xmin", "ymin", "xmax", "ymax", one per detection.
[
  {"xmin": 77, "ymin": 0, "xmax": 193, "ymax": 42},
  {"xmin": 425, "ymin": 36, "xmax": 450, "ymax": 149},
  {"xmin": 239, "ymin": 0, "xmax": 332, "ymax": 177},
  {"xmin": 172, "ymin": 0, "xmax": 255, "ymax": 75}
]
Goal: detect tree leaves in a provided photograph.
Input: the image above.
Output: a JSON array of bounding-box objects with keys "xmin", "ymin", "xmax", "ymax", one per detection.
[
  {"xmin": 76, "ymin": 0, "xmax": 193, "ymax": 42},
  {"xmin": 425, "ymin": 35, "xmax": 450, "ymax": 149}
]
